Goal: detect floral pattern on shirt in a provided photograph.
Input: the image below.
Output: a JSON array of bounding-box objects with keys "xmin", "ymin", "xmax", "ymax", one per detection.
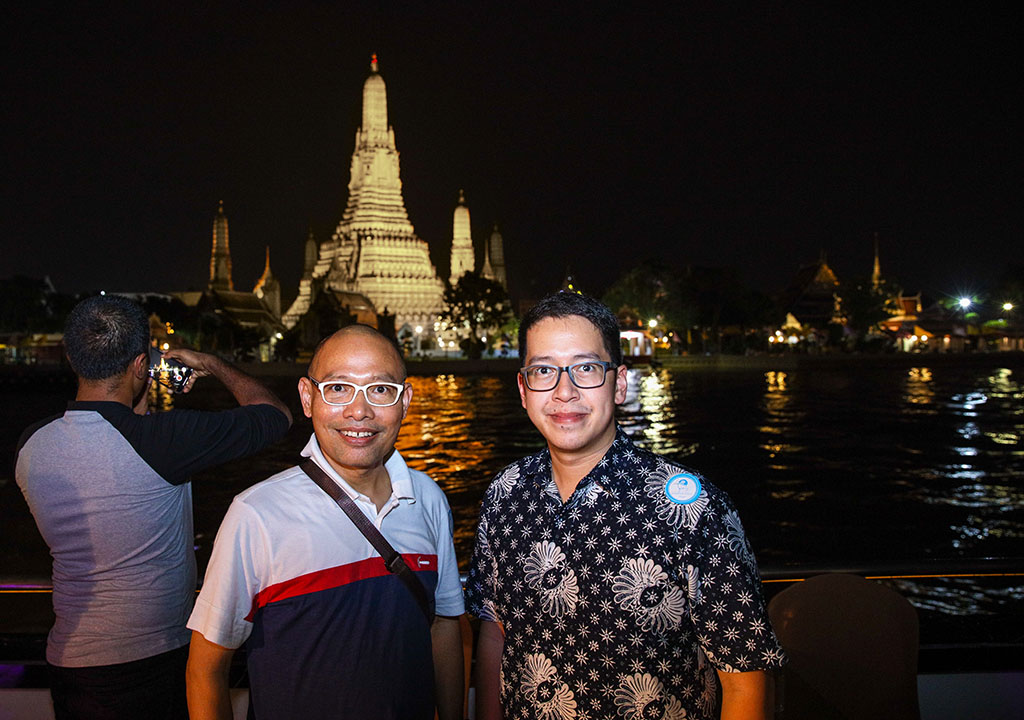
[{"xmin": 466, "ymin": 428, "xmax": 785, "ymax": 720}]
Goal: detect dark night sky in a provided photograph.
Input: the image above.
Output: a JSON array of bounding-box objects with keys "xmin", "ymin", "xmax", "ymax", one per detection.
[{"xmin": 3, "ymin": 3, "xmax": 1019, "ymax": 308}]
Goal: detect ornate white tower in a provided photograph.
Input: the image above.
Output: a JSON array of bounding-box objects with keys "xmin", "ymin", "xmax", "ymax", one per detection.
[
  {"xmin": 209, "ymin": 200, "xmax": 233, "ymax": 291},
  {"xmin": 484, "ymin": 223, "xmax": 506, "ymax": 289},
  {"xmin": 449, "ymin": 190, "xmax": 474, "ymax": 284},
  {"xmin": 282, "ymin": 55, "xmax": 444, "ymax": 330}
]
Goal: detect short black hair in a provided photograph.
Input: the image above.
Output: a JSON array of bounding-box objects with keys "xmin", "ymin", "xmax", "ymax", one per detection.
[
  {"xmin": 64, "ymin": 295, "xmax": 150, "ymax": 380},
  {"xmin": 518, "ymin": 292, "xmax": 623, "ymax": 366}
]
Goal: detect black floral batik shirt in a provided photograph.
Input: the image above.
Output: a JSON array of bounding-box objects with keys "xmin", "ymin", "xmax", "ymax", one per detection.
[{"xmin": 465, "ymin": 428, "xmax": 785, "ymax": 720}]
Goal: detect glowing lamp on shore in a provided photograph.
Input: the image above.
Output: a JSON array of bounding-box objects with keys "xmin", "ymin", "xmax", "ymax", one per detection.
[
  {"xmin": 648, "ymin": 319, "xmax": 658, "ymax": 329},
  {"xmin": 1003, "ymin": 302, "xmax": 1015, "ymax": 312},
  {"xmin": 958, "ymin": 297, "xmax": 972, "ymax": 309}
]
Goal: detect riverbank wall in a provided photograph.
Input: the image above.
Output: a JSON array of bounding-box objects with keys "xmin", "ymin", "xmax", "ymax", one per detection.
[{"xmin": 2, "ymin": 350, "xmax": 1021, "ymax": 385}]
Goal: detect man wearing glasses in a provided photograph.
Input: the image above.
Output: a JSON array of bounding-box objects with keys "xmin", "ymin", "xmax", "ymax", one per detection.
[
  {"xmin": 186, "ymin": 324, "xmax": 465, "ymax": 720},
  {"xmin": 465, "ymin": 292, "xmax": 784, "ymax": 720}
]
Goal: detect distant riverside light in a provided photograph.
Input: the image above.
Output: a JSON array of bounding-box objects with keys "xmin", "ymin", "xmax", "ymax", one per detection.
[
  {"xmin": 1003, "ymin": 302, "xmax": 1015, "ymax": 311},
  {"xmin": 648, "ymin": 319, "xmax": 658, "ymax": 329},
  {"xmin": 958, "ymin": 297, "xmax": 972, "ymax": 309}
]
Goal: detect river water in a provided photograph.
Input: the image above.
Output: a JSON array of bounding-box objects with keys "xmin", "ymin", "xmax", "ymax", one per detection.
[{"xmin": 3, "ymin": 356, "xmax": 1022, "ymax": 646}]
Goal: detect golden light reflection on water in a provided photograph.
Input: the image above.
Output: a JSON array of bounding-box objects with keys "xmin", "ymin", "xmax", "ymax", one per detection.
[
  {"xmin": 399, "ymin": 375, "xmax": 490, "ymax": 473},
  {"xmin": 618, "ymin": 369, "xmax": 694, "ymax": 457},
  {"xmin": 395, "ymin": 374, "xmax": 525, "ymax": 558},
  {"xmin": 758, "ymin": 370, "xmax": 809, "ymax": 496},
  {"xmin": 903, "ymin": 367, "xmax": 935, "ymax": 410},
  {"xmin": 759, "ymin": 370, "xmax": 797, "ymax": 436},
  {"xmin": 765, "ymin": 370, "xmax": 787, "ymax": 391}
]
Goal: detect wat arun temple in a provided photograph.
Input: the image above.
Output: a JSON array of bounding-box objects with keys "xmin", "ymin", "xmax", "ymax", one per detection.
[{"xmin": 280, "ymin": 55, "xmax": 505, "ymax": 337}]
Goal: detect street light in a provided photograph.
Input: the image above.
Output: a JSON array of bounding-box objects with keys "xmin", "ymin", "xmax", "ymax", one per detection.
[
  {"xmin": 1003, "ymin": 302, "xmax": 1015, "ymax": 312},
  {"xmin": 958, "ymin": 297, "xmax": 972, "ymax": 310}
]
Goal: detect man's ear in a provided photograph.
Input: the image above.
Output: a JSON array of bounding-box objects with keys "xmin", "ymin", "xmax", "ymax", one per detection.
[
  {"xmin": 298, "ymin": 377, "xmax": 315, "ymax": 419},
  {"xmin": 517, "ymin": 371, "xmax": 528, "ymax": 409},
  {"xmin": 613, "ymin": 363, "xmax": 628, "ymax": 405},
  {"xmin": 400, "ymin": 382, "xmax": 413, "ymax": 420},
  {"xmin": 132, "ymin": 352, "xmax": 149, "ymax": 379}
]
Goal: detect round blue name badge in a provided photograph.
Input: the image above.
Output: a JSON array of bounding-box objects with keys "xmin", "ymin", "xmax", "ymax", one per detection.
[{"xmin": 665, "ymin": 473, "xmax": 702, "ymax": 505}]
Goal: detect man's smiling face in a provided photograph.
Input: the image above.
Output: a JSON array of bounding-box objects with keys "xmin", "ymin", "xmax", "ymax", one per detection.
[
  {"xmin": 299, "ymin": 327, "xmax": 411, "ymax": 480},
  {"xmin": 518, "ymin": 315, "xmax": 627, "ymax": 460}
]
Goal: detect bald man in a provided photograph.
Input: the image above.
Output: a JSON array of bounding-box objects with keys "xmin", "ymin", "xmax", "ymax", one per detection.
[{"xmin": 186, "ymin": 326, "xmax": 465, "ymax": 720}]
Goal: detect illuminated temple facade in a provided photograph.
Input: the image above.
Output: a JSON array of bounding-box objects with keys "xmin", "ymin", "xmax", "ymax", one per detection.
[{"xmin": 282, "ymin": 56, "xmax": 445, "ymax": 332}]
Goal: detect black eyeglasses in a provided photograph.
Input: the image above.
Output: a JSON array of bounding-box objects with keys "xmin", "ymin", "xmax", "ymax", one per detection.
[{"xmin": 520, "ymin": 361, "xmax": 617, "ymax": 391}]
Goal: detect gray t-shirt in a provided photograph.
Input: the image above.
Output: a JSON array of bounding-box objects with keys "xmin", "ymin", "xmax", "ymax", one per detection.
[{"xmin": 15, "ymin": 400, "xmax": 289, "ymax": 667}]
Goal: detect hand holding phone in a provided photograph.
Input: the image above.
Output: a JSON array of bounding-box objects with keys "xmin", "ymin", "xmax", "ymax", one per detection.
[{"xmin": 149, "ymin": 349, "xmax": 194, "ymax": 393}]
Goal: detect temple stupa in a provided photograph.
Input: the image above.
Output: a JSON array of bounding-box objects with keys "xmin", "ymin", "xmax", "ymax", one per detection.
[{"xmin": 282, "ymin": 55, "xmax": 444, "ymax": 331}]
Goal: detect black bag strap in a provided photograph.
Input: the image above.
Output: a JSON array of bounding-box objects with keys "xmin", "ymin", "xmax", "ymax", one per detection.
[{"xmin": 300, "ymin": 458, "xmax": 434, "ymax": 624}]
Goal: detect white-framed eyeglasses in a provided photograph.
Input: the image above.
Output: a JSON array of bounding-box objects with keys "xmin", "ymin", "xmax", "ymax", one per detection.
[
  {"xmin": 307, "ymin": 376, "xmax": 407, "ymax": 407},
  {"xmin": 520, "ymin": 361, "xmax": 618, "ymax": 391}
]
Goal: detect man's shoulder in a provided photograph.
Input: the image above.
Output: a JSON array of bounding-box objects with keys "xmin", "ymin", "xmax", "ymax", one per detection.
[
  {"xmin": 15, "ymin": 411, "xmax": 64, "ymax": 459},
  {"xmin": 399, "ymin": 463, "xmax": 458, "ymax": 516},
  {"xmin": 160, "ymin": 403, "xmax": 286, "ymax": 428},
  {"xmin": 480, "ymin": 449, "xmax": 547, "ymax": 504},
  {"xmin": 233, "ymin": 463, "xmax": 307, "ymax": 505}
]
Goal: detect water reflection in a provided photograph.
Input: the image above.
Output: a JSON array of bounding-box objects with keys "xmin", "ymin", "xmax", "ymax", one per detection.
[
  {"xmin": 892, "ymin": 577, "xmax": 1024, "ymax": 644},
  {"xmin": 758, "ymin": 370, "xmax": 806, "ymax": 472},
  {"xmin": 759, "ymin": 370, "xmax": 801, "ymax": 439},
  {"xmin": 903, "ymin": 367, "xmax": 935, "ymax": 411},
  {"xmin": 765, "ymin": 370, "xmax": 788, "ymax": 392},
  {"xmin": 618, "ymin": 369, "xmax": 692, "ymax": 457},
  {"xmin": 958, "ymin": 422, "xmax": 981, "ymax": 439},
  {"xmin": 397, "ymin": 374, "xmax": 536, "ymax": 558},
  {"xmin": 94, "ymin": 362, "xmax": 1024, "ymax": 572}
]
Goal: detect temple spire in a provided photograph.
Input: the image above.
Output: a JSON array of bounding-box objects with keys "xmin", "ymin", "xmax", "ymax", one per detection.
[
  {"xmin": 449, "ymin": 189, "xmax": 474, "ymax": 284},
  {"xmin": 361, "ymin": 53, "xmax": 389, "ymax": 141},
  {"xmin": 303, "ymin": 226, "xmax": 318, "ymax": 276},
  {"xmin": 281, "ymin": 56, "xmax": 444, "ymax": 332},
  {"xmin": 486, "ymin": 222, "xmax": 507, "ymax": 289},
  {"xmin": 209, "ymin": 200, "xmax": 233, "ymax": 291},
  {"xmin": 253, "ymin": 245, "xmax": 281, "ymax": 318},
  {"xmin": 871, "ymin": 231, "xmax": 882, "ymax": 289}
]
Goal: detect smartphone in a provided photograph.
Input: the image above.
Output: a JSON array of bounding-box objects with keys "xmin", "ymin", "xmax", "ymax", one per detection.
[{"xmin": 148, "ymin": 348, "xmax": 193, "ymax": 393}]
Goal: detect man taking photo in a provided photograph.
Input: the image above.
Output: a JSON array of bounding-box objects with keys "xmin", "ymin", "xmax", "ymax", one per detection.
[{"xmin": 16, "ymin": 294, "xmax": 292, "ymax": 719}]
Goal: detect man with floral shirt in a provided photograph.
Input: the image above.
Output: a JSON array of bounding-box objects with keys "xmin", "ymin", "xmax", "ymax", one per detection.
[{"xmin": 465, "ymin": 292, "xmax": 785, "ymax": 720}]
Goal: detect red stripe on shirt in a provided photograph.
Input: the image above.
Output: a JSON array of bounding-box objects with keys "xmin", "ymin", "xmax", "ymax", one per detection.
[{"xmin": 245, "ymin": 554, "xmax": 437, "ymax": 621}]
